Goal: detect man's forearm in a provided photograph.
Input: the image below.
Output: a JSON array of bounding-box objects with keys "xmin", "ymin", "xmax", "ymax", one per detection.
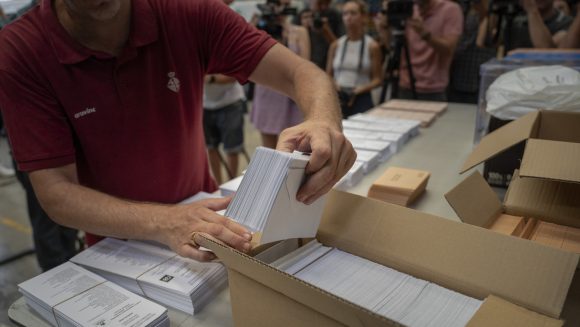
[
  {"xmin": 527, "ymin": 9, "xmax": 556, "ymax": 48},
  {"xmin": 425, "ymin": 35, "xmax": 457, "ymax": 57},
  {"xmin": 560, "ymin": 14, "xmax": 580, "ymax": 48}
]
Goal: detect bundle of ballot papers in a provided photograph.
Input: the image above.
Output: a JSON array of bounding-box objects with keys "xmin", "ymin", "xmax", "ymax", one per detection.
[
  {"xmin": 270, "ymin": 241, "xmax": 482, "ymax": 327},
  {"xmin": 225, "ymin": 147, "xmax": 327, "ymax": 245},
  {"xmin": 343, "ymin": 129, "xmax": 405, "ymax": 153},
  {"xmin": 18, "ymin": 262, "xmax": 169, "ymax": 327},
  {"xmin": 219, "ymin": 175, "xmax": 244, "ymax": 197},
  {"xmin": 334, "ymin": 161, "xmax": 364, "ymax": 190},
  {"xmin": 70, "ymin": 238, "xmax": 227, "ymax": 315},
  {"xmin": 347, "ymin": 137, "xmax": 394, "ymax": 162},
  {"xmin": 344, "ymin": 115, "xmax": 421, "ymax": 138},
  {"xmin": 354, "ymin": 148, "xmax": 381, "ymax": 174}
]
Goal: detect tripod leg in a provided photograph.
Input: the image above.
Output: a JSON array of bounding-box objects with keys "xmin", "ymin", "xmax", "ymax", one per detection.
[{"xmin": 402, "ymin": 43, "xmax": 418, "ymax": 100}]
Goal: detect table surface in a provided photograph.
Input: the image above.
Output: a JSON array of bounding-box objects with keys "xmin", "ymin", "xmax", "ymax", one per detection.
[{"xmin": 9, "ymin": 103, "xmax": 478, "ymax": 327}]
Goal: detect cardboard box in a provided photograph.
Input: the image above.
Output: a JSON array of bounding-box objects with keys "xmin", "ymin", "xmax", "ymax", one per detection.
[
  {"xmin": 366, "ymin": 108, "xmax": 437, "ymax": 128},
  {"xmin": 367, "ymin": 167, "xmax": 430, "ymax": 207},
  {"xmin": 461, "ymin": 110, "xmax": 580, "ymax": 227},
  {"xmin": 379, "ymin": 99, "xmax": 448, "ymax": 116},
  {"xmin": 489, "ymin": 214, "xmax": 527, "ymax": 237},
  {"xmin": 196, "ymin": 190, "xmax": 579, "ymax": 327}
]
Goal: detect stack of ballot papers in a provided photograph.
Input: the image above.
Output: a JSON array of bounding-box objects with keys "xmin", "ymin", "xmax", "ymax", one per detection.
[
  {"xmin": 225, "ymin": 147, "xmax": 327, "ymax": 245},
  {"xmin": 347, "ymin": 137, "xmax": 394, "ymax": 162},
  {"xmin": 380, "ymin": 99, "xmax": 448, "ymax": 116},
  {"xmin": 271, "ymin": 241, "xmax": 482, "ymax": 327},
  {"xmin": 354, "ymin": 149, "xmax": 381, "ymax": 174},
  {"xmin": 18, "ymin": 262, "xmax": 169, "ymax": 327},
  {"xmin": 343, "ymin": 129, "xmax": 405, "ymax": 153},
  {"xmin": 345, "ymin": 115, "xmax": 421, "ymax": 138},
  {"xmin": 70, "ymin": 238, "xmax": 227, "ymax": 315},
  {"xmin": 367, "ymin": 166, "xmax": 430, "ymax": 206},
  {"xmin": 367, "ymin": 107, "xmax": 437, "ymax": 127},
  {"xmin": 334, "ymin": 161, "xmax": 364, "ymax": 190}
]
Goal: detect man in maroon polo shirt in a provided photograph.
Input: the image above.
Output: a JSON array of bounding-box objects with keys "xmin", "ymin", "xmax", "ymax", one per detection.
[{"xmin": 0, "ymin": 0, "xmax": 356, "ymax": 262}]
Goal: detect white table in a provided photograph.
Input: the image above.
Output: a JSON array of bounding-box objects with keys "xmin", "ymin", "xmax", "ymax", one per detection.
[{"xmin": 9, "ymin": 103, "xmax": 478, "ymax": 326}]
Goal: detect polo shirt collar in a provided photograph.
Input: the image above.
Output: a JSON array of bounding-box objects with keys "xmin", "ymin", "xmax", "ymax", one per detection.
[{"xmin": 41, "ymin": 0, "xmax": 159, "ymax": 65}]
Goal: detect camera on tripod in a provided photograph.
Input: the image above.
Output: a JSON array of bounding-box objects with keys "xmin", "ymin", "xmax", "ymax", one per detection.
[
  {"xmin": 313, "ymin": 12, "xmax": 325, "ymax": 29},
  {"xmin": 489, "ymin": 0, "xmax": 522, "ymax": 15},
  {"xmin": 382, "ymin": 0, "xmax": 414, "ymax": 30},
  {"xmin": 256, "ymin": 0, "xmax": 298, "ymax": 39}
]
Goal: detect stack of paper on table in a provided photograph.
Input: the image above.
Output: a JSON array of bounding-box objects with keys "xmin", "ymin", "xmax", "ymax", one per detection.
[
  {"xmin": 354, "ymin": 149, "xmax": 381, "ymax": 174},
  {"xmin": 334, "ymin": 161, "xmax": 364, "ymax": 190},
  {"xmin": 18, "ymin": 262, "xmax": 169, "ymax": 327},
  {"xmin": 379, "ymin": 99, "xmax": 448, "ymax": 116},
  {"xmin": 343, "ymin": 129, "xmax": 405, "ymax": 153},
  {"xmin": 368, "ymin": 167, "xmax": 430, "ymax": 206},
  {"xmin": 347, "ymin": 137, "xmax": 394, "ymax": 162},
  {"xmin": 345, "ymin": 115, "xmax": 421, "ymax": 138},
  {"xmin": 225, "ymin": 147, "xmax": 327, "ymax": 245},
  {"xmin": 270, "ymin": 241, "xmax": 482, "ymax": 327},
  {"xmin": 70, "ymin": 238, "xmax": 227, "ymax": 315},
  {"xmin": 367, "ymin": 107, "xmax": 437, "ymax": 127}
]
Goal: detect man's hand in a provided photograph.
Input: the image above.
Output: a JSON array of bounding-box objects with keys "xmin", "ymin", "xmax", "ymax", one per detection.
[
  {"xmin": 157, "ymin": 197, "xmax": 252, "ymax": 262},
  {"xmin": 277, "ymin": 120, "xmax": 357, "ymax": 205}
]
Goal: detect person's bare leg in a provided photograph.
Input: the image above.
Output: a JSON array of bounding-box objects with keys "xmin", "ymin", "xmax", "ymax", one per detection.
[
  {"xmin": 261, "ymin": 133, "xmax": 278, "ymax": 149},
  {"xmin": 226, "ymin": 153, "xmax": 240, "ymax": 178},
  {"xmin": 208, "ymin": 149, "xmax": 223, "ymax": 185}
]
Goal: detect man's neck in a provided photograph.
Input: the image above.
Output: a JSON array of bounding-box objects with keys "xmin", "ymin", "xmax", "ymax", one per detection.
[{"xmin": 54, "ymin": 0, "xmax": 131, "ymax": 57}]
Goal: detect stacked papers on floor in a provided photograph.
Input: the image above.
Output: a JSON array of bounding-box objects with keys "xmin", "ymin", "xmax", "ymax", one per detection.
[
  {"xmin": 367, "ymin": 167, "xmax": 430, "ymax": 207},
  {"xmin": 220, "ymin": 175, "xmax": 244, "ymax": 197},
  {"xmin": 367, "ymin": 107, "xmax": 437, "ymax": 127},
  {"xmin": 355, "ymin": 149, "xmax": 381, "ymax": 174},
  {"xmin": 343, "ymin": 129, "xmax": 405, "ymax": 153},
  {"xmin": 225, "ymin": 147, "xmax": 327, "ymax": 245},
  {"xmin": 271, "ymin": 241, "xmax": 481, "ymax": 327},
  {"xmin": 346, "ymin": 115, "xmax": 421, "ymax": 138},
  {"xmin": 380, "ymin": 99, "xmax": 448, "ymax": 116},
  {"xmin": 334, "ymin": 161, "xmax": 364, "ymax": 191},
  {"xmin": 70, "ymin": 238, "xmax": 227, "ymax": 315},
  {"xmin": 18, "ymin": 262, "xmax": 169, "ymax": 327},
  {"xmin": 347, "ymin": 137, "xmax": 394, "ymax": 162}
]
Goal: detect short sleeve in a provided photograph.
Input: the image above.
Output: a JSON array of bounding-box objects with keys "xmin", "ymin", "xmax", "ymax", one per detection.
[
  {"xmin": 442, "ymin": 3, "xmax": 464, "ymax": 37},
  {"xmin": 197, "ymin": 0, "xmax": 277, "ymax": 83},
  {"xmin": 0, "ymin": 69, "xmax": 76, "ymax": 172}
]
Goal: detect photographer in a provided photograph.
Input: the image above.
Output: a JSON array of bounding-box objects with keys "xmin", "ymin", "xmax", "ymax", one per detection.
[
  {"xmin": 516, "ymin": 0, "xmax": 573, "ymax": 48},
  {"xmin": 307, "ymin": 0, "xmax": 345, "ymax": 69},
  {"xmin": 399, "ymin": 0, "xmax": 464, "ymax": 101}
]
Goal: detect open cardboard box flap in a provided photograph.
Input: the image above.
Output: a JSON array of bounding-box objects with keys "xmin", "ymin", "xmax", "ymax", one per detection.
[
  {"xmin": 461, "ymin": 111, "xmax": 580, "ymax": 184},
  {"xmin": 505, "ymin": 170, "xmax": 580, "ymax": 229},
  {"xmin": 444, "ymin": 172, "xmax": 503, "ymax": 227},
  {"xmin": 196, "ymin": 190, "xmax": 578, "ymax": 325}
]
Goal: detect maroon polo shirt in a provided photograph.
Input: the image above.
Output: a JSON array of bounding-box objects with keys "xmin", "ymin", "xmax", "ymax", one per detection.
[{"xmin": 0, "ymin": 0, "xmax": 276, "ymax": 244}]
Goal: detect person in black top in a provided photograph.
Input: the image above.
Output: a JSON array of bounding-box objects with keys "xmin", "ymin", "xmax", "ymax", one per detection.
[{"xmin": 306, "ymin": 0, "xmax": 345, "ymax": 69}]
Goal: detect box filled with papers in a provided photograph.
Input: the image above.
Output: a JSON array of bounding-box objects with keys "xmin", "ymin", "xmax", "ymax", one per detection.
[{"xmin": 196, "ymin": 190, "xmax": 579, "ymax": 327}]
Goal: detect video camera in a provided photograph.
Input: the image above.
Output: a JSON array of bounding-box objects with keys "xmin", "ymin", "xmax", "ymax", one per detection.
[
  {"xmin": 256, "ymin": 0, "xmax": 298, "ymax": 39},
  {"xmin": 489, "ymin": 0, "xmax": 522, "ymax": 15},
  {"xmin": 382, "ymin": 0, "xmax": 414, "ymax": 30}
]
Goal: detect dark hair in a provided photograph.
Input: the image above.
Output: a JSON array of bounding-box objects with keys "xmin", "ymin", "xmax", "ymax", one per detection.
[{"xmin": 344, "ymin": 0, "xmax": 369, "ymax": 15}]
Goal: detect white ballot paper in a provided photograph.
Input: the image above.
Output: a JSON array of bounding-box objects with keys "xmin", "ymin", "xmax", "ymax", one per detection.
[
  {"xmin": 343, "ymin": 129, "xmax": 406, "ymax": 153},
  {"xmin": 71, "ymin": 238, "xmax": 227, "ymax": 315},
  {"xmin": 347, "ymin": 137, "xmax": 394, "ymax": 163},
  {"xmin": 334, "ymin": 161, "xmax": 365, "ymax": 190},
  {"xmin": 354, "ymin": 149, "xmax": 381, "ymax": 174},
  {"xmin": 225, "ymin": 147, "xmax": 327, "ymax": 245},
  {"xmin": 347, "ymin": 114, "xmax": 422, "ymax": 137},
  {"xmin": 18, "ymin": 262, "xmax": 169, "ymax": 327},
  {"xmin": 270, "ymin": 241, "xmax": 482, "ymax": 327}
]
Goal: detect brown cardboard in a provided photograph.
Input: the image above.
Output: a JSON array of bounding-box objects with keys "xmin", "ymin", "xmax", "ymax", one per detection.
[
  {"xmin": 197, "ymin": 190, "xmax": 579, "ymax": 326},
  {"xmin": 367, "ymin": 167, "xmax": 430, "ymax": 206},
  {"xmin": 489, "ymin": 214, "xmax": 526, "ymax": 237},
  {"xmin": 379, "ymin": 99, "xmax": 448, "ymax": 116},
  {"xmin": 504, "ymin": 170, "xmax": 580, "ymax": 229},
  {"xmin": 461, "ymin": 111, "xmax": 580, "ymax": 185},
  {"xmin": 520, "ymin": 139, "xmax": 580, "ymax": 183},
  {"xmin": 531, "ymin": 222, "xmax": 567, "ymax": 250},
  {"xmin": 444, "ymin": 172, "xmax": 502, "ymax": 228},
  {"xmin": 466, "ymin": 296, "xmax": 563, "ymax": 327}
]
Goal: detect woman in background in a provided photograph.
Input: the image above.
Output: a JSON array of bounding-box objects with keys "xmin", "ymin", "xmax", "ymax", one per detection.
[
  {"xmin": 327, "ymin": 0, "xmax": 382, "ymax": 118},
  {"xmin": 251, "ymin": 2, "xmax": 310, "ymax": 149}
]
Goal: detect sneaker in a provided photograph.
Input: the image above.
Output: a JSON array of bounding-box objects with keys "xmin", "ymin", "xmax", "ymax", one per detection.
[{"xmin": 0, "ymin": 164, "xmax": 15, "ymax": 177}]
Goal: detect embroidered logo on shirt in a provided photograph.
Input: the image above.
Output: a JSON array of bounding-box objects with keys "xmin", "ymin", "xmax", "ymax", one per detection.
[
  {"xmin": 167, "ymin": 72, "xmax": 180, "ymax": 93},
  {"xmin": 74, "ymin": 107, "xmax": 96, "ymax": 119}
]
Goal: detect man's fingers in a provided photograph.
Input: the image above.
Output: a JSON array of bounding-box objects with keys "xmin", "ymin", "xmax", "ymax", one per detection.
[
  {"xmin": 199, "ymin": 208, "xmax": 252, "ymax": 239},
  {"xmin": 305, "ymin": 129, "xmax": 332, "ymax": 175},
  {"xmin": 276, "ymin": 129, "xmax": 300, "ymax": 153},
  {"xmin": 197, "ymin": 197, "xmax": 231, "ymax": 211},
  {"xmin": 179, "ymin": 244, "xmax": 216, "ymax": 262},
  {"xmin": 203, "ymin": 222, "xmax": 251, "ymax": 253}
]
